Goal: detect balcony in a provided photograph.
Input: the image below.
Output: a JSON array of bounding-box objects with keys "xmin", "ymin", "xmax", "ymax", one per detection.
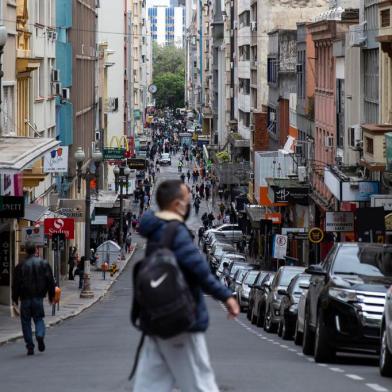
[
  {"xmin": 349, "ymin": 22, "xmax": 367, "ymax": 47},
  {"xmin": 377, "ymin": 5, "xmax": 392, "ymax": 56},
  {"xmin": 105, "ymin": 97, "xmax": 119, "ymax": 113}
]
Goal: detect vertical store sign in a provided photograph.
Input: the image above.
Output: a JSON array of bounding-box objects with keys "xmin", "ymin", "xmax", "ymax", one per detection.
[{"xmin": 0, "ymin": 231, "xmax": 10, "ymax": 286}]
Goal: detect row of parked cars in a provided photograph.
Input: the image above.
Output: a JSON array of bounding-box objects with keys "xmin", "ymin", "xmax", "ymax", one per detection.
[{"xmin": 201, "ymin": 228, "xmax": 392, "ymax": 377}]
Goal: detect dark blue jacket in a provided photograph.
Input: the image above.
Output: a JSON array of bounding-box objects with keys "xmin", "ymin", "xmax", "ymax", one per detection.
[{"xmin": 139, "ymin": 210, "xmax": 233, "ymax": 332}]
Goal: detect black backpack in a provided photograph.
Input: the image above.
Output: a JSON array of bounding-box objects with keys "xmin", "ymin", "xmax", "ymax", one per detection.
[{"xmin": 131, "ymin": 220, "xmax": 196, "ymax": 338}]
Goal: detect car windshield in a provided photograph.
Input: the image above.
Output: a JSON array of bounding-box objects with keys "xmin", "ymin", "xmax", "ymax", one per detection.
[
  {"xmin": 230, "ymin": 263, "xmax": 249, "ymax": 277},
  {"xmin": 161, "ymin": 153, "xmax": 170, "ymax": 158},
  {"xmin": 236, "ymin": 269, "xmax": 248, "ymax": 282},
  {"xmin": 244, "ymin": 270, "xmax": 259, "ymax": 285},
  {"xmin": 293, "ymin": 277, "xmax": 310, "ymax": 295},
  {"xmin": 332, "ymin": 245, "xmax": 392, "ymax": 277},
  {"xmin": 279, "ymin": 268, "xmax": 305, "ymax": 287}
]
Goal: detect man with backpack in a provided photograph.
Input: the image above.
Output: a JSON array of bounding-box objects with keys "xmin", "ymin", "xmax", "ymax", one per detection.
[{"xmin": 131, "ymin": 179, "xmax": 239, "ymax": 391}]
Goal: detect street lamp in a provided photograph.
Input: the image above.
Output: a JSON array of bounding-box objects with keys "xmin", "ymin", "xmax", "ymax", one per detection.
[
  {"xmin": 74, "ymin": 147, "xmax": 103, "ymax": 299},
  {"xmin": 114, "ymin": 164, "xmax": 131, "ymax": 247},
  {"xmin": 0, "ymin": 26, "xmax": 7, "ymax": 134}
]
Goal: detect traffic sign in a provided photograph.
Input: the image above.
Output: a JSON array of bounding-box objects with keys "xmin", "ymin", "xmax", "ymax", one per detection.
[
  {"xmin": 272, "ymin": 234, "xmax": 288, "ymax": 259},
  {"xmin": 308, "ymin": 227, "xmax": 324, "ymax": 244}
]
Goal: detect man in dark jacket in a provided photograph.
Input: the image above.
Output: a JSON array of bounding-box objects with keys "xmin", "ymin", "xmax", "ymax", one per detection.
[
  {"xmin": 134, "ymin": 179, "xmax": 239, "ymax": 391},
  {"xmin": 12, "ymin": 242, "xmax": 55, "ymax": 355}
]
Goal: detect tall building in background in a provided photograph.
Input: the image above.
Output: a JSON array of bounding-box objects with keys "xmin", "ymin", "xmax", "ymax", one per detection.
[{"xmin": 147, "ymin": 2, "xmax": 185, "ymax": 47}]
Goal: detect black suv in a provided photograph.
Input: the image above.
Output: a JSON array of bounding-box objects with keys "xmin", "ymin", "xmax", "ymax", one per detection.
[{"xmin": 303, "ymin": 243, "xmax": 392, "ymax": 363}]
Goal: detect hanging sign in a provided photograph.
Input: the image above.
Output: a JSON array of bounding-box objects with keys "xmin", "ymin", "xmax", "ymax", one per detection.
[
  {"xmin": 0, "ymin": 231, "xmax": 10, "ymax": 286},
  {"xmin": 325, "ymin": 212, "xmax": 354, "ymax": 232},
  {"xmin": 44, "ymin": 146, "xmax": 69, "ymax": 173},
  {"xmin": 21, "ymin": 226, "xmax": 45, "ymax": 245},
  {"xmin": 0, "ymin": 196, "xmax": 25, "ymax": 218},
  {"xmin": 44, "ymin": 218, "xmax": 75, "ymax": 239},
  {"xmin": 308, "ymin": 227, "xmax": 324, "ymax": 244}
]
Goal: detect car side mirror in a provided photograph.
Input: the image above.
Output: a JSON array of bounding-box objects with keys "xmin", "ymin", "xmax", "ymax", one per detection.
[
  {"xmin": 299, "ymin": 282, "xmax": 310, "ymax": 290},
  {"xmin": 277, "ymin": 289, "xmax": 288, "ymax": 296},
  {"xmin": 305, "ymin": 265, "xmax": 327, "ymax": 277}
]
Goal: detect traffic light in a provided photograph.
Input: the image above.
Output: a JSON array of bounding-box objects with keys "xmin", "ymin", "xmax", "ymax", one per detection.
[{"xmin": 52, "ymin": 233, "xmax": 66, "ymax": 251}]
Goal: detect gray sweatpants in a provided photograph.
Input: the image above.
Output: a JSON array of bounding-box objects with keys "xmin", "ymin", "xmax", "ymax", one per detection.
[{"xmin": 133, "ymin": 332, "xmax": 219, "ymax": 392}]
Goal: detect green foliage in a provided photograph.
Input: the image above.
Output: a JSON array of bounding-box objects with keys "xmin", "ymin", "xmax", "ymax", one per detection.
[
  {"xmin": 153, "ymin": 72, "xmax": 184, "ymax": 109},
  {"xmin": 152, "ymin": 43, "xmax": 185, "ymax": 108}
]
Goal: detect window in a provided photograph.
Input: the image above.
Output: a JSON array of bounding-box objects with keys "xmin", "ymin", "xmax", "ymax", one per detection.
[
  {"xmin": 381, "ymin": 9, "xmax": 390, "ymax": 27},
  {"xmin": 364, "ymin": 49, "xmax": 379, "ymax": 123},
  {"xmin": 267, "ymin": 57, "xmax": 278, "ymax": 84},
  {"xmin": 239, "ymin": 11, "xmax": 250, "ymax": 27},
  {"xmin": 239, "ymin": 78, "xmax": 250, "ymax": 94},
  {"xmin": 366, "ymin": 136, "xmax": 374, "ymax": 154},
  {"xmin": 2, "ymin": 85, "xmax": 15, "ymax": 135},
  {"xmin": 297, "ymin": 50, "xmax": 305, "ymax": 99},
  {"xmin": 267, "ymin": 107, "xmax": 277, "ymax": 134},
  {"xmin": 239, "ymin": 45, "xmax": 250, "ymax": 61}
]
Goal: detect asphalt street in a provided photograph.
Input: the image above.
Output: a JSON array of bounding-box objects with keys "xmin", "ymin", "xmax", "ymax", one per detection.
[{"xmin": 1, "ymin": 155, "xmax": 392, "ymax": 392}]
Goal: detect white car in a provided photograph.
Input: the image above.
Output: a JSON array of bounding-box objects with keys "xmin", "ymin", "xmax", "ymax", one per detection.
[
  {"xmin": 216, "ymin": 254, "xmax": 246, "ymax": 279},
  {"xmin": 159, "ymin": 153, "xmax": 171, "ymax": 165},
  {"xmin": 204, "ymin": 224, "xmax": 243, "ymax": 242},
  {"xmin": 238, "ymin": 270, "xmax": 260, "ymax": 310}
]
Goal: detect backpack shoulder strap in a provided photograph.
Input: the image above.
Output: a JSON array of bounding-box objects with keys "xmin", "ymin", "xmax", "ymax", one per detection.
[{"xmin": 160, "ymin": 220, "xmax": 181, "ymax": 248}]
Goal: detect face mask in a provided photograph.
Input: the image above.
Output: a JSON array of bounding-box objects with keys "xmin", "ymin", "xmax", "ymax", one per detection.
[{"xmin": 179, "ymin": 200, "xmax": 191, "ymax": 221}]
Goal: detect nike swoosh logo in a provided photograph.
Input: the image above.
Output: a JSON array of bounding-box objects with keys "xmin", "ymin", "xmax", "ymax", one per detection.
[{"xmin": 150, "ymin": 273, "xmax": 168, "ymax": 288}]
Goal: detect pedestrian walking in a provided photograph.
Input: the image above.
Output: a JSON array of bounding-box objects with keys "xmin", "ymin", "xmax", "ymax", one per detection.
[
  {"xmin": 186, "ymin": 169, "xmax": 191, "ymax": 183},
  {"xmin": 208, "ymin": 212, "xmax": 215, "ymax": 228},
  {"xmin": 125, "ymin": 232, "xmax": 132, "ymax": 253},
  {"xmin": 68, "ymin": 246, "xmax": 77, "ymax": 280},
  {"xmin": 76, "ymin": 256, "xmax": 85, "ymax": 289},
  {"xmin": 12, "ymin": 241, "xmax": 55, "ymax": 355},
  {"xmin": 131, "ymin": 180, "xmax": 239, "ymax": 391},
  {"xmin": 194, "ymin": 195, "xmax": 200, "ymax": 215},
  {"xmin": 180, "ymin": 173, "xmax": 186, "ymax": 183}
]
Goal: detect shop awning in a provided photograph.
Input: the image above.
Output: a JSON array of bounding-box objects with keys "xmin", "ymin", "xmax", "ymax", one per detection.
[
  {"xmin": 94, "ymin": 191, "xmax": 119, "ymax": 209},
  {"xmin": 0, "ymin": 137, "xmax": 60, "ymax": 172},
  {"xmin": 23, "ymin": 203, "xmax": 49, "ymax": 222},
  {"xmin": 245, "ymin": 205, "xmax": 265, "ymax": 228}
]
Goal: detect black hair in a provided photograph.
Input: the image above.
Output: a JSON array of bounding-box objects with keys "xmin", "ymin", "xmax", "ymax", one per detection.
[
  {"xmin": 25, "ymin": 241, "xmax": 36, "ymax": 256},
  {"xmin": 156, "ymin": 179, "xmax": 184, "ymax": 210}
]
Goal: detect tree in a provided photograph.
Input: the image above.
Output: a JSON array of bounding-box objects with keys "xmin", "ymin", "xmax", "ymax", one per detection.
[
  {"xmin": 153, "ymin": 72, "xmax": 184, "ymax": 109},
  {"xmin": 153, "ymin": 42, "xmax": 185, "ymax": 76}
]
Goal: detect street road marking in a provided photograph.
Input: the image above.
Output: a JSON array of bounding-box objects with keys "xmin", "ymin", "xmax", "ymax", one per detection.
[
  {"xmin": 296, "ymin": 353, "xmax": 304, "ymax": 357},
  {"xmin": 306, "ymin": 358, "xmax": 314, "ymax": 362},
  {"xmin": 346, "ymin": 374, "xmax": 364, "ymax": 381},
  {"xmin": 329, "ymin": 367, "xmax": 344, "ymax": 373},
  {"xmin": 280, "ymin": 344, "xmax": 288, "ymax": 348},
  {"xmin": 366, "ymin": 384, "xmax": 389, "ymax": 392},
  {"xmin": 317, "ymin": 363, "xmax": 327, "ymax": 367},
  {"xmin": 288, "ymin": 348, "xmax": 296, "ymax": 352}
]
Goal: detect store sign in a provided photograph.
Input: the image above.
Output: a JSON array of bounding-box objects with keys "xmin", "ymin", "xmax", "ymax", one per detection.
[
  {"xmin": 371, "ymin": 195, "xmax": 392, "ymax": 211},
  {"xmin": 272, "ymin": 234, "xmax": 288, "ymax": 260},
  {"xmin": 0, "ymin": 232, "xmax": 10, "ymax": 286},
  {"xmin": 58, "ymin": 199, "xmax": 85, "ymax": 222},
  {"xmin": 21, "ymin": 226, "xmax": 45, "ymax": 245},
  {"xmin": 43, "ymin": 146, "xmax": 69, "ymax": 173},
  {"xmin": 308, "ymin": 227, "xmax": 324, "ymax": 244},
  {"xmin": 268, "ymin": 186, "xmax": 309, "ymax": 204},
  {"xmin": 0, "ymin": 196, "xmax": 25, "ymax": 218},
  {"xmin": 324, "ymin": 168, "xmax": 380, "ymax": 202},
  {"xmin": 44, "ymin": 218, "xmax": 75, "ymax": 239},
  {"xmin": 0, "ymin": 171, "xmax": 22, "ymax": 196},
  {"xmin": 128, "ymin": 158, "xmax": 147, "ymax": 170},
  {"xmin": 325, "ymin": 212, "xmax": 354, "ymax": 232},
  {"xmin": 282, "ymin": 228, "xmax": 305, "ymax": 235},
  {"xmin": 103, "ymin": 147, "xmax": 126, "ymax": 160}
]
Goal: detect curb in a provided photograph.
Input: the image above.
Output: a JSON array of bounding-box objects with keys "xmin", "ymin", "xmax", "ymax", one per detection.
[{"xmin": 0, "ymin": 244, "xmax": 137, "ymax": 346}]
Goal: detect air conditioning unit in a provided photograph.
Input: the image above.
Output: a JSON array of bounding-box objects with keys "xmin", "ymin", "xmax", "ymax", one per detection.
[
  {"xmin": 251, "ymin": 21, "xmax": 257, "ymax": 31},
  {"xmin": 52, "ymin": 82, "xmax": 62, "ymax": 96},
  {"xmin": 349, "ymin": 124, "xmax": 361, "ymax": 148},
  {"xmin": 62, "ymin": 88, "xmax": 70, "ymax": 100},
  {"xmin": 298, "ymin": 166, "xmax": 307, "ymax": 182},
  {"xmin": 325, "ymin": 136, "xmax": 334, "ymax": 148},
  {"xmin": 296, "ymin": 63, "xmax": 303, "ymax": 73},
  {"xmin": 52, "ymin": 69, "xmax": 60, "ymax": 82}
]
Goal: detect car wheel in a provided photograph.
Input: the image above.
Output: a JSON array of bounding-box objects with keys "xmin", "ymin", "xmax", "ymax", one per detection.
[
  {"xmin": 294, "ymin": 321, "xmax": 303, "ymax": 346},
  {"xmin": 277, "ymin": 320, "xmax": 283, "ymax": 337},
  {"xmin": 314, "ymin": 312, "xmax": 335, "ymax": 363},
  {"xmin": 302, "ymin": 310, "xmax": 315, "ymax": 355},
  {"xmin": 264, "ymin": 307, "xmax": 277, "ymax": 333},
  {"xmin": 256, "ymin": 306, "xmax": 264, "ymax": 327},
  {"xmin": 380, "ymin": 326, "xmax": 392, "ymax": 377},
  {"xmin": 282, "ymin": 316, "xmax": 292, "ymax": 340},
  {"xmin": 251, "ymin": 306, "xmax": 257, "ymax": 325},
  {"xmin": 247, "ymin": 304, "xmax": 252, "ymax": 320}
]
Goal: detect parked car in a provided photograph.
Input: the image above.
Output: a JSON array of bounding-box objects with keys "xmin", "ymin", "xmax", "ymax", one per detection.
[
  {"xmin": 159, "ymin": 152, "xmax": 171, "ymax": 165},
  {"xmin": 230, "ymin": 267, "xmax": 254, "ymax": 293},
  {"xmin": 238, "ymin": 270, "xmax": 260, "ymax": 311},
  {"xmin": 250, "ymin": 272, "xmax": 276, "ymax": 327},
  {"xmin": 264, "ymin": 266, "xmax": 305, "ymax": 333},
  {"xmin": 203, "ymin": 231, "xmax": 229, "ymax": 253},
  {"xmin": 208, "ymin": 243, "xmax": 236, "ymax": 272},
  {"xmin": 277, "ymin": 273, "xmax": 310, "ymax": 340},
  {"xmin": 294, "ymin": 279, "xmax": 310, "ymax": 345},
  {"xmin": 206, "ymin": 235, "xmax": 234, "ymax": 256},
  {"xmin": 225, "ymin": 260, "xmax": 252, "ymax": 287},
  {"xmin": 216, "ymin": 253, "xmax": 246, "ymax": 277},
  {"xmin": 380, "ymin": 285, "xmax": 392, "ymax": 376},
  {"xmin": 247, "ymin": 271, "xmax": 270, "ymax": 320},
  {"xmin": 303, "ymin": 243, "xmax": 392, "ymax": 363},
  {"xmin": 204, "ymin": 224, "xmax": 243, "ymax": 243}
]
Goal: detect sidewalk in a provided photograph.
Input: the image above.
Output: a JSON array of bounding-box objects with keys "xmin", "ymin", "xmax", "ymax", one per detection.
[{"xmin": 0, "ymin": 245, "xmax": 137, "ymax": 346}]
